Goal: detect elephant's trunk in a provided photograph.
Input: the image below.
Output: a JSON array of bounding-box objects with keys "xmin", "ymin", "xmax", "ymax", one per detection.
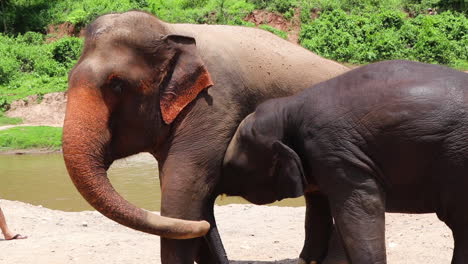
[{"xmin": 62, "ymin": 85, "xmax": 209, "ymax": 239}]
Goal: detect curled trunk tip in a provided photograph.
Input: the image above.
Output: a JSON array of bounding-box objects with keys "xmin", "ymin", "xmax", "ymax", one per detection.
[{"xmin": 145, "ymin": 212, "xmax": 210, "ymax": 239}]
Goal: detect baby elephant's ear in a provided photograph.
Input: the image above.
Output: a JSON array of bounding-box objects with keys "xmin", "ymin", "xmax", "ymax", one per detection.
[{"xmin": 272, "ymin": 141, "xmax": 307, "ymax": 200}]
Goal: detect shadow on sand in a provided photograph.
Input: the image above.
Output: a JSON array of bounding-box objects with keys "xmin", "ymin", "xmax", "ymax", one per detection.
[{"xmin": 231, "ymin": 259, "xmax": 298, "ymax": 264}]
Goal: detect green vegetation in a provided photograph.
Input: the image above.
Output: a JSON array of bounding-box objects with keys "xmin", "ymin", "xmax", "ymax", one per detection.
[
  {"xmin": 0, "ymin": 0, "xmax": 150, "ymax": 34},
  {"xmin": 301, "ymin": 0, "xmax": 467, "ymax": 15},
  {"xmin": 0, "ymin": 33, "xmax": 83, "ymax": 111},
  {"xmin": 149, "ymin": 0, "xmax": 255, "ymax": 25},
  {"xmin": 0, "ymin": 0, "xmax": 466, "ymax": 113},
  {"xmin": 0, "ymin": 126, "xmax": 62, "ymax": 151},
  {"xmin": 2, "ymin": 0, "xmax": 465, "ymax": 33},
  {"xmin": 0, "ymin": 113, "xmax": 22, "ymax": 126},
  {"xmin": 299, "ymin": 10, "xmax": 468, "ymax": 66},
  {"xmin": 259, "ymin": 25, "xmax": 288, "ymax": 39}
]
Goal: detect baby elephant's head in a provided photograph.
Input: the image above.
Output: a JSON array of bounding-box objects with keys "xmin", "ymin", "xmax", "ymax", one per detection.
[{"xmin": 222, "ymin": 103, "xmax": 307, "ymax": 204}]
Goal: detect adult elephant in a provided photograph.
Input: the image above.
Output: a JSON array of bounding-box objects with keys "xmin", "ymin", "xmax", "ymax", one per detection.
[{"xmin": 62, "ymin": 10, "xmax": 348, "ymax": 264}]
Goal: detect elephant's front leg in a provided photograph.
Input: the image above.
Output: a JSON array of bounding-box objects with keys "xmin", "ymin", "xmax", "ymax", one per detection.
[
  {"xmin": 322, "ymin": 227, "xmax": 348, "ymax": 264},
  {"xmin": 324, "ymin": 166, "xmax": 386, "ymax": 264},
  {"xmin": 299, "ymin": 192, "xmax": 333, "ymax": 264},
  {"xmin": 159, "ymin": 154, "xmax": 228, "ymax": 264},
  {"xmin": 160, "ymin": 213, "xmax": 226, "ymax": 264},
  {"xmin": 200, "ymin": 197, "xmax": 228, "ymax": 264}
]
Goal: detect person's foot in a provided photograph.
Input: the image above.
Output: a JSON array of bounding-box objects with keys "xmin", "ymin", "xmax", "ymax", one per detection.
[{"xmin": 5, "ymin": 234, "xmax": 27, "ymax": 240}]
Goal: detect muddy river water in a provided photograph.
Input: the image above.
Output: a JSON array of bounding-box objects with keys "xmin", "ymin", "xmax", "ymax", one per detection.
[{"xmin": 0, "ymin": 153, "xmax": 304, "ymax": 211}]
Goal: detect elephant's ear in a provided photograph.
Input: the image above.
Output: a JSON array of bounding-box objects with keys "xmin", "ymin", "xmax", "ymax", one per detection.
[
  {"xmin": 272, "ymin": 141, "xmax": 307, "ymax": 200},
  {"xmin": 160, "ymin": 35, "xmax": 214, "ymax": 124}
]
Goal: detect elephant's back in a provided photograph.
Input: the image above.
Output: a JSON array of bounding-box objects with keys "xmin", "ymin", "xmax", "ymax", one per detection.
[
  {"xmin": 170, "ymin": 23, "xmax": 349, "ymax": 96},
  {"xmin": 308, "ymin": 60, "xmax": 468, "ymax": 113},
  {"xmin": 303, "ymin": 60, "xmax": 468, "ymax": 151}
]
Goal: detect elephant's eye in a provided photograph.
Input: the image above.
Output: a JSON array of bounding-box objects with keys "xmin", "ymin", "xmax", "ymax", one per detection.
[
  {"xmin": 113, "ymin": 82, "xmax": 123, "ymax": 94},
  {"xmin": 109, "ymin": 77, "xmax": 125, "ymax": 94}
]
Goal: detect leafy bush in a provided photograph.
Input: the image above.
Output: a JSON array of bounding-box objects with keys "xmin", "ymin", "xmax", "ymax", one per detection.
[
  {"xmin": 452, "ymin": 59, "xmax": 468, "ymax": 70},
  {"xmin": 300, "ymin": 9, "xmax": 468, "ymax": 66},
  {"xmin": 300, "ymin": 10, "xmax": 364, "ymax": 62},
  {"xmin": 370, "ymin": 29, "xmax": 406, "ymax": 60},
  {"xmin": 148, "ymin": 0, "xmax": 255, "ymax": 25},
  {"xmin": 403, "ymin": 0, "xmax": 467, "ymax": 15},
  {"xmin": 0, "ymin": 34, "xmax": 82, "ymax": 111},
  {"xmin": 437, "ymin": 0, "xmax": 468, "ymax": 14},
  {"xmin": 0, "ymin": 0, "xmax": 152, "ymax": 34},
  {"xmin": 305, "ymin": 0, "xmax": 466, "ymax": 14},
  {"xmin": 377, "ymin": 10, "xmax": 405, "ymax": 29},
  {"xmin": 306, "ymin": 0, "xmax": 402, "ymax": 12},
  {"xmin": 217, "ymin": 0, "xmax": 256, "ymax": 25},
  {"xmin": 16, "ymin": 31, "xmax": 45, "ymax": 45},
  {"xmin": 51, "ymin": 37, "xmax": 84, "ymax": 66},
  {"xmin": 0, "ymin": 0, "xmax": 53, "ymax": 33},
  {"xmin": 51, "ymin": 0, "xmax": 150, "ymax": 29},
  {"xmin": 267, "ymin": 0, "xmax": 298, "ymax": 14},
  {"xmin": 180, "ymin": 0, "xmax": 209, "ymax": 9},
  {"xmin": 0, "ymin": 55, "xmax": 20, "ymax": 85},
  {"xmin": 65, "ymin": 9, "xmax": 88, "ymax": 25}
]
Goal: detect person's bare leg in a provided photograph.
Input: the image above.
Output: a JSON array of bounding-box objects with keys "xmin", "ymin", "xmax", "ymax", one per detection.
[
  {"xmin": 0, "ymin": 206, "xmax": 26, "ymax": 240},
  {"xmin": 0, "ymin": 206, "xmax": 13, "ymax": 238}
]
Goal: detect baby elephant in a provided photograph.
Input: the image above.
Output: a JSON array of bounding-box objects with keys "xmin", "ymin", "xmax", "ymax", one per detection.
[{"xmin": 223, "ymin": 60, "xmax": 468, "ymax": 264}]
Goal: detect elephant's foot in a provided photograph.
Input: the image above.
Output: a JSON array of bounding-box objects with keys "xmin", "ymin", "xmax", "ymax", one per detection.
[{"xmin": 298, "ymin": 258, "xmax": 318, "ymax": 264}]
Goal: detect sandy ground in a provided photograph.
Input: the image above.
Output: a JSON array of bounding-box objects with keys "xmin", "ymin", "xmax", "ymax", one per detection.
[{"xmin": 0, "ymin": 199, "xmax": 453, "ymax": 264}]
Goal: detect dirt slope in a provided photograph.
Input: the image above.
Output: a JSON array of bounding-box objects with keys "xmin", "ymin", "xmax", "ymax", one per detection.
[{"xmin": 5, "ymin": 92, "xmax": 66, "ymax": 127}]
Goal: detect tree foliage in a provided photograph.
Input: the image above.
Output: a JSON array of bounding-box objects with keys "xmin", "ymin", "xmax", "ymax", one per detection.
[
  {"xmin": 300, "ymin": 9, "xmax": 467, "ymax": 66},
  {"xmin": 0, "ymin": 33, "xmax": 83, "ymax": 111},
  {"xmin": 0, "ymin": 0, "xmax": 466, "ymax": 111}
]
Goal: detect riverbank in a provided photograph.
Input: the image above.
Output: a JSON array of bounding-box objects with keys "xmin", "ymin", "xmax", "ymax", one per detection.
[
  {"xmin": 0, "ymin": 126, "xmax": 62, "ymax": 153},
  {"xmin": 0, "ymin": 92, "xmax": 65, "ymax": 153},
  {"xmin": 0, "ymin": 199, "xmax": 453, "ymax": 264},
  {"xmin": 0, "ymin": 148, "xmax": 61, "ymax": 155},
  {"xmin": 0, "ymin": 122, "xmax": 62, "ymax": 154}
]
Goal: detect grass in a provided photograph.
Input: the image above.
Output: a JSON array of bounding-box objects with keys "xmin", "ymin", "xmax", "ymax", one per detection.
[
  {"xmin": 259, "ymin": 25, "xmax": 288, "ymax": 39},
  {"xmin": 452, "ymin": 60, "xmax": 468, "ymax": 71},
  {"xmin": 0, "ymin": 113, "xmax": 23, "ymax": 126},
  {"xmin": 0, "ymin": 126, "xmax": 62, "ymax": 151}
]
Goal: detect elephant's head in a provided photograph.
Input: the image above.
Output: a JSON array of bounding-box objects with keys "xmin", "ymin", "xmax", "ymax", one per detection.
[
  {"xmin": 222, "ymin": 102, "xmax": 307, "ymax": 204},
  {"xmin": 62, "ymin": 11, "xmax": 213, "ymax": 239}
]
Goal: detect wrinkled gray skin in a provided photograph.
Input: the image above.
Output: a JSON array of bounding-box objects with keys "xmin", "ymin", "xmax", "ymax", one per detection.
[
  {"xmin": 62, "ymin": 11, "xmax": 349, "ymax": 264},
  {"xmin": 224, "ymin": 60, "xmax": 468, "ymax": 264}
]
